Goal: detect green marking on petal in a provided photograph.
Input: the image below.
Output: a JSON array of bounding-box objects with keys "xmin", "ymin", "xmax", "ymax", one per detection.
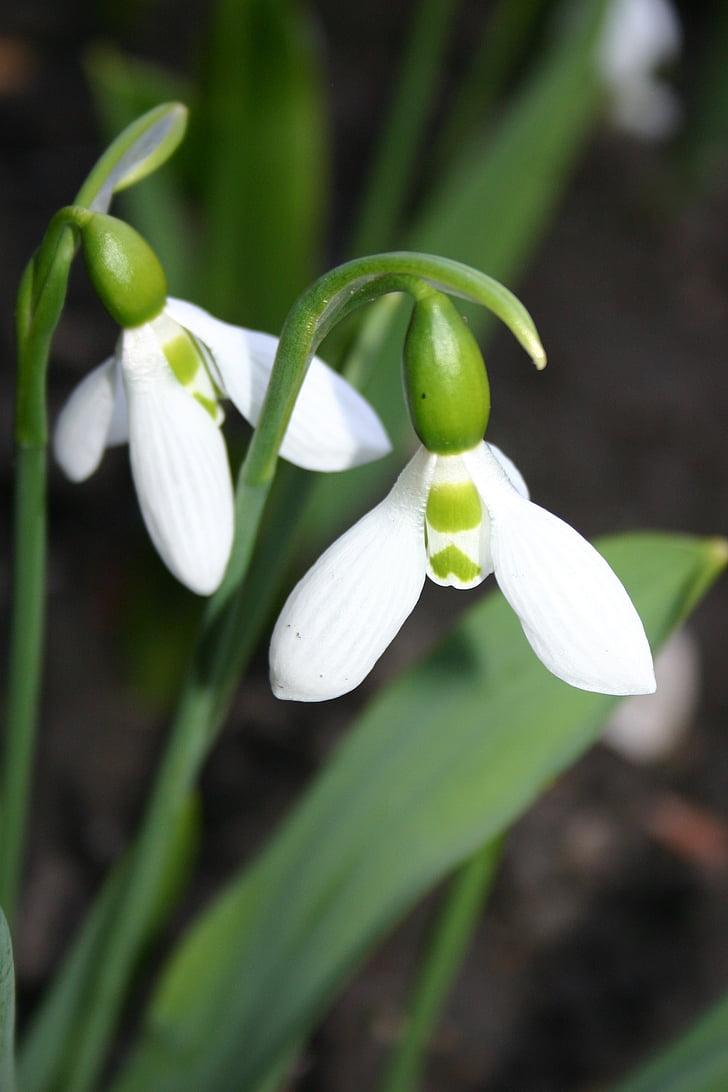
[
  {"xmin": 429, "ymin": 544, "xmax": 481, "ymax": 584},
  {"xmin": 426, "ymin": 480, "xmax": 482, "ymax": 532},
  {"xmin": 194, "ymin": 392, "xmax": 221, "ymax": 421},
  {"xmin": 162, "ymin": 330, "xmax": 201, "ymax": 386}
]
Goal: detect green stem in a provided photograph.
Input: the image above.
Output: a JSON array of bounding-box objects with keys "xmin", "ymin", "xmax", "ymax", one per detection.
[
  {"xmin": 246, "ymin": 250, "xmax": 545, "ymax": 488},
  {"xmin": 1, "ymin": 227, "xmax": 76, "ymax": 927},
  {"xmin": 350, "ymin": 0, "xmax": 458, "ymax": 254},
  {"xmin": 0, "ymin": 448, "xmax": 47, "ymax": 925},
  {"xmin": 60, "ymin": 480, "xmax": 271, "ymax": 1092},
  {"xmin": 379, "ymin": 841, "xmax": 501, "ymax": 1092}
]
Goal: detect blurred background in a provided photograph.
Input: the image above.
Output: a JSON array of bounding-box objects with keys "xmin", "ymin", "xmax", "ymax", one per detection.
[{"xmin": 1, "ymin": 0, "xmax": 727, "ymax": 1088}]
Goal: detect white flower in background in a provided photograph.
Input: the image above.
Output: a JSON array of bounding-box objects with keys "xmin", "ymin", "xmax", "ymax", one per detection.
[
  {"xmin": 54, "ymin": 298, "xmax": 391, "ymax": 595},
  {"xmin": 603, "ymin": 628, "xmax": 700, "ymax": 764},
  {"xmin": 270, "ymin": 440, "xmax": 656, "ymax": 702},
  {"xmin": 598, "ymin": 0, "xmax": 682, "ymax": 139}
]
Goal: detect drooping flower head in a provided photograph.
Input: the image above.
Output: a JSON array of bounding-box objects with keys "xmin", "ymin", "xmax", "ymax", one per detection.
[
  {"xmin": 270, "ymin": 286, "xmax": 656, "ymax": 701},
  {"xmin": 54, "ymin": 213, "xmax": 391, "ymax": 594}
]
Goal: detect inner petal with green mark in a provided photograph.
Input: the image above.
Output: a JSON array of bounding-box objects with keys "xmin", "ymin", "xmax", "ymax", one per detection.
[
  {"xmin": 425, "ymin": 453, "xmax": 491, "ymax": 589},
  {"xmin": 152, "ymin": 312, "xmax": 225, "ymax": 425}
]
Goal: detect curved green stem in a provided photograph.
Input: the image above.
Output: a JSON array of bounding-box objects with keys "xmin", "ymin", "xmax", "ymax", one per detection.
[
  {"xmin": 380, "ymin": 840, "xmax": 501, "ymax": 1092},
  {"xmin": 245, "ymin": 250, "xmax": 546, "ymax": 487}
]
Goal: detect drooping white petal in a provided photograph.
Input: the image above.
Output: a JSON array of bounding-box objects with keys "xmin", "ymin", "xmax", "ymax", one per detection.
[
  {"xmin": 120, "ymin": 325, "xmax": 234, "ymax": 596},
  {"xmin": 464, "ymin": 443, "xmax": 656, "ymax": 695},
  {"xmin": 164, "ymin": 297, "xmax": 391, "ymax": 472},
  {"xmin": 53, "ymin": 356, "xmax": 120, "ymax": 481},
  {"xmin": 270, "ymin": 447, "xmax": 435, "ymax": 701}
]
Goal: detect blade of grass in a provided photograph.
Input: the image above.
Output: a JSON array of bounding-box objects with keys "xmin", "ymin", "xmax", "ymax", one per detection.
[
  {"xmin": 349, "ymin": 0, "xmax": 458, "ymax": 255},
  {"xmin": 379, "ymin": 840, "xmax": 501, "ymax": 1092}
]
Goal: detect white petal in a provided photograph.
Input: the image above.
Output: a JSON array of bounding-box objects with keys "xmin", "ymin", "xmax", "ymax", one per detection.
[
  {"xmin": 120, "ymin": 326, "xmax": 234, "ymax": 596},
  {"xmin": 53, "ymin": 356, "xmax": 121, "ymax": 481},
  {"xmin": 464, "ymin": 444, "xmax": 656, "ymax": 695},
  {"xmin": 487, "ymin": 442, "xmax": 529, "ymax": 499},
  {"xmin": 270, "ymin": 448, "xmax": 434, "ymax": 701},
  {"xmin": 164, "ymin": 297, "xmax": 391, "ymax": 472}
]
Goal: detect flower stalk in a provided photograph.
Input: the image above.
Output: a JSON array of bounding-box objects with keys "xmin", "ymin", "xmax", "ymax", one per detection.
[{"xmin": 1, "ymin": 104, "xmax": 188, "ymax": 926}]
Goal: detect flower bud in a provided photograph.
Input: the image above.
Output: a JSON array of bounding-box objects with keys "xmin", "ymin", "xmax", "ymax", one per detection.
[
  {"xmin": 403, "ymin": 290, "xmax": 490, "ymax": 453},
  {"xmin": 79, "ymin": 213, "xmax": 167, "ymax": 328}
]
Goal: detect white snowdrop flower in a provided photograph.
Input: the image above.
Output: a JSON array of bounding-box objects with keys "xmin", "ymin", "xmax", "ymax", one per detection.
[
  {"xmin": 271, "ymin": 287, "xmax": 655, "ymax": 702},
  {"xmin": 270, "ymin": 440, "xmax": 657, "ymax": 701},
  {"xmin": 54, "ymin": 297, "xmax": 391, "ymax": 595}
]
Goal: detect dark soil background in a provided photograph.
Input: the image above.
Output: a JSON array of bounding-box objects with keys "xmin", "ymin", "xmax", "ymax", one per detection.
[{"xmin": 1, "ymin": 1, "xmax": 727, "ymax": 1090}]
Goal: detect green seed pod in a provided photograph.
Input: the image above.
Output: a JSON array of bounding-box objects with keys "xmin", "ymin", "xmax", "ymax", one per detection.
[
  {"xmin": 403, "ymin": 290, "xmax": 490, "ymax": 453},
  {"xmin": 80, "ymin": 213, "xmax": 167, "ymax": 328}
]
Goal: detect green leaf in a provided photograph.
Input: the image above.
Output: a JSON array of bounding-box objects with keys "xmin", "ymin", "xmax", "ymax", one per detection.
[
  {"xmin": 411, "ymin": 0, "xmax": 608, "ymax": 285},
  {"xmin": 196, "ymin": 0, "xmax": 327, "ymax": 329},
  {"xmin": 18, "ymin": 795, "xmax": 200, "ymax": 1092},
  {"xmin": 611, "ymin": 991, "xmax": 728, "ymax": 1092},
  {"xmin": 0, "ymin": 908, "xmax": 16, "ymax": 1092},
  {"xmin": 110, "ymin": 534, "xmax": 726, "ymax": 1092}
]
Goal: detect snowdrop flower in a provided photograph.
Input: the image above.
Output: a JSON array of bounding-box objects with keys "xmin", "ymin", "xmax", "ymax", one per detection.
[
  {"xmin": 270, "ymin": 290, "xmax": 656, "ymax": 701},
  {"xmin": 598, "ymin": 0, "xmax": 682, "ymax": 139},
  {"xmin": 54, "ymin": 214, "xmax": 390, "ymax": 595}
]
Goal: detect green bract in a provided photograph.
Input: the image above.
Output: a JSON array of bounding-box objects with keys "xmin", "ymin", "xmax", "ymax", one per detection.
[
  {"xmin": 79, "ymin": 213, "xmax": 167, "ymax": 328},
  {"xmin": 403, "ymin": 290, "xmax": 490, "ymax": 453}
]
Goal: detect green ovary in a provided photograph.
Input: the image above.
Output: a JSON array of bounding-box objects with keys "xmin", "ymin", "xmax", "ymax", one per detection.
[
  {"xmin": 429, "ymin": 544, "xmax": 481, "ymax": 584},
  {"xmin": 426, "ymin": 480, "xmax": 481, "ymax": 532}
]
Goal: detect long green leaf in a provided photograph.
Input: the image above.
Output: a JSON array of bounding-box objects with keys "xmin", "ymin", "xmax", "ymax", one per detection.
[
  {"xmin": 110, "ymin": 534, "xmax": 726, "ymax": 1092},
  {"xmin": 18, "ymin": 795, "xmax": 199, "ymax": 1092},
  {"xmin": 197, "ymin": 0, "xmax": 327, "ymax": 328},
  {"xmin": 611, "ymin": 991, "xmax": 728, "ymax": 1092},
  {"xmin": 0, "ymin": 908, "xmax": 16, "ymax": 1092},
  {"xmin": 379, "ymin": 840, "xmax": 501, "ymax": 1092}
]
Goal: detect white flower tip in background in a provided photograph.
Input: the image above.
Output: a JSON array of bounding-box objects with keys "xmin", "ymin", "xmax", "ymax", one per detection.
[
  {"xmin": 603, "ymin": 628, "xmax": 702, "ymax": 764},
  {"xmin": 598, "ymin": 0, "xmax": 682, "ymax": 139}
]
